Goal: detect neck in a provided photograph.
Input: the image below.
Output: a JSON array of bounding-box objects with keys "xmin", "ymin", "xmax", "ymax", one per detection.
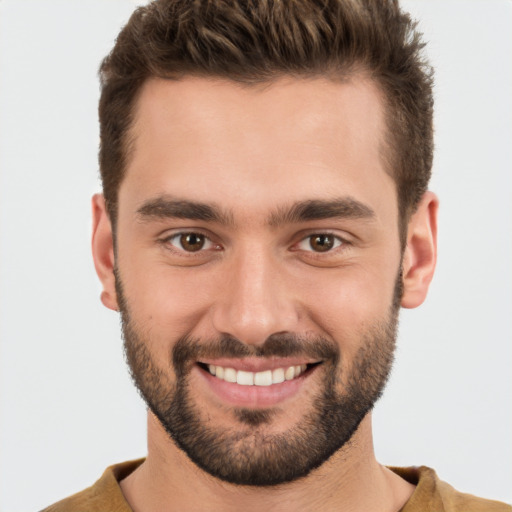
[{"xmin": 120, "ymin": 412, "xmax": 415, "ymax": 512}]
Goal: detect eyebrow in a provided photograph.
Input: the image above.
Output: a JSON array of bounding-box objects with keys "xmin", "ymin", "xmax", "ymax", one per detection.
[
  {"xmin": 267, "ymin": 198, "xmax": 376, "ymax": 227},
  {"xmin": 136, "ymin": 197, "xmax": 234, "ymax": 225},
  {"xmin": 135, "ymin": 196, "xmax": 375, "ymax": 227}
]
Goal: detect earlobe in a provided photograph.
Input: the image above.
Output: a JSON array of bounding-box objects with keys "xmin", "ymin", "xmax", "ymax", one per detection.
[
  {"xmin": 401, "ymin": 191, "xmax": 439, "ymax": 309},
  {"xmin": 91, "ymin": 194, "xmax": 119, "ymax": 311}
]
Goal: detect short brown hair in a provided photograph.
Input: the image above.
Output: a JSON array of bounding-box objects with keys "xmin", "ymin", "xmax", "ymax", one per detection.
[{"xmin": 99, "ymin": 0, "xmax": 434, "ymax": 231}]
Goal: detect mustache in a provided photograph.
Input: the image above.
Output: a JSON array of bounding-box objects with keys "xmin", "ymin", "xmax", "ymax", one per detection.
[{"xmin": 172, "ymin": 333, "xmax": 339, "ymax": 376}]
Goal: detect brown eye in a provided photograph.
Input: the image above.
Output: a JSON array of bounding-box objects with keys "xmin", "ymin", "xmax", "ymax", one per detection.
[
  {"xmin": 309, "ymin": 234, "xmax": 335, "ymax": 252},
  {"xmin": 179, "ymin": 233, "xmax": 206, "ymax": 252}
]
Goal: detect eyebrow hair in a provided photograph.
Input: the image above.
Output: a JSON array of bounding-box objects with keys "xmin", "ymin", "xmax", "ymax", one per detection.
[
  {"xmin": 267, "ymin": 198, "xmax": 375, "ymax": 227},
  {"xmin": 136, "ymin": 197, "xmax": 234, "ymax": 225},
  {"xmin": 135, "ymin": 195, "xmax": 375, "ymax": 228}
]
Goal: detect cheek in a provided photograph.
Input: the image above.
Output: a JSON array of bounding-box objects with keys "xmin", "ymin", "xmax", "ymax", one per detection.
[
  {"xmin": 298, "ymin": 264, "xmax": 398, "ymax": 343},
  {"xmin": 119, "ymin": 254, "xmax": 220, "ymax": 337}
]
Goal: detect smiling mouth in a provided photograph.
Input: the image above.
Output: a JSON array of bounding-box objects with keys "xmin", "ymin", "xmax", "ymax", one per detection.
[{"xmin": 197, "ymin": 362, "xmax": 320, "ymax": 386}]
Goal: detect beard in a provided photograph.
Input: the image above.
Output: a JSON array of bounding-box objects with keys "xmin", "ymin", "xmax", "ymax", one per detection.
[{"xmin": 116, "ymin": 272, "xmax": 401, "ymax": 487}]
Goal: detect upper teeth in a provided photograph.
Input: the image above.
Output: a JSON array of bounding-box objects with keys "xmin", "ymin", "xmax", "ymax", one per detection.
[{"xmin": 208, "ymin": 364, "xmax": 307, "ymax": 386}]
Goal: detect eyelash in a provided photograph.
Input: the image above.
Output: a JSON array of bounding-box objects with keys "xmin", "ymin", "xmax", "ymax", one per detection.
[
  {"xmin": 161, "ymin": 232, "xmax": 219, "ymax": 254},
  {"xmin": 295, "ymin": 233, "xmax": 345, "ymax": 253},
  {"xmin": 160, "ymin": 231, "xmax": 348, "ymax": 256}
]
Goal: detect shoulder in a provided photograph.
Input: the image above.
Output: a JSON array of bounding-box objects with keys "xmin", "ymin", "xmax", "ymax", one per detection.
[
  {"xmin": 390, "ymin": 466, "xmax": 512, "ymax": 512},
  {"xmin": 40, "ymin": 459, "xmax": 144, "ymax": 512}
]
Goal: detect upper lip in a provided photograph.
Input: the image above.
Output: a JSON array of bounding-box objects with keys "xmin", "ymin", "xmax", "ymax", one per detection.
[{"xmin": 197, "ymin": 357, "xmax": 320, "ymax": 372}]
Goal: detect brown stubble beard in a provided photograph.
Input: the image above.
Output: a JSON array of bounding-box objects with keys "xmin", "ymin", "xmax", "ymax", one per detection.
[{"xmin": 115, "ymin": 266, "xmax": 402, "ymax": 486}]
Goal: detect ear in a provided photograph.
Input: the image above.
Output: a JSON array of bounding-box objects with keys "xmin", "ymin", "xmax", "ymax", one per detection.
[
  {"xmin": 401, "ymin": 191, "xmax": 439, "ymax": 309},
  {"xmin": 91, "ymin": 194, "xmax": 118, "ymax": 311}
]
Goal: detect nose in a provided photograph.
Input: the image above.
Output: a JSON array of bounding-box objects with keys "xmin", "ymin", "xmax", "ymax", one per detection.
[{"xmin": 210, "ymin": 248, "xmax": 300, "ymax": 346}]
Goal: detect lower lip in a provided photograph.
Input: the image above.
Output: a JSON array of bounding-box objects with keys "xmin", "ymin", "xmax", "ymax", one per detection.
[{"xmin": 194, "ymin": 364, "xmax": 315, "ymax": 408}]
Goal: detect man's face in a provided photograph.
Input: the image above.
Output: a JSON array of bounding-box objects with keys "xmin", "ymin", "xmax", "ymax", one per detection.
[{"xmin": 112, "ymin": 76, "xmax": 404, "ymax": 485}]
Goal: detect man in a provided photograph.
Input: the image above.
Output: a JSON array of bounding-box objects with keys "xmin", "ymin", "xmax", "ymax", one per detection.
[{"xmin": 41, "ymin": 0, "xmax": 511, "ymax": 511}]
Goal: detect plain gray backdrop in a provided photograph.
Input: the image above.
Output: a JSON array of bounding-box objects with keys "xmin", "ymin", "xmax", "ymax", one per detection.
[{"xmin": 1, "ymin": 1, "xmax": 511, "ymax": 511}]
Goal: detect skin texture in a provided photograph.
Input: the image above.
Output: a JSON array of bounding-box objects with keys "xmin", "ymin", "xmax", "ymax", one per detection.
[
  {"xmin": 116, "ymin": 286, "xmax": 399, "ymax": 486},
  {"xmin": 92, "ymin": 76, "xmax": 438, "ymax": 511}
]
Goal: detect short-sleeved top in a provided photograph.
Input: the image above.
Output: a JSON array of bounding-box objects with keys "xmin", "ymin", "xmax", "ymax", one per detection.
[{"xmin": 41, "ymin": 459, "xmax": 512, "ymax": 512}]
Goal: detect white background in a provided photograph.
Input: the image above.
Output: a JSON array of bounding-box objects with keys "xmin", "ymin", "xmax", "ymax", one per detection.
[{"xmin": 1, "ymin": 1, "xmax": 511, "ymax": 510}]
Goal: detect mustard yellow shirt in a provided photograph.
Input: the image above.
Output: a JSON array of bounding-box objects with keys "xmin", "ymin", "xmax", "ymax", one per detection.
[{"xmin": 41, "ymin": 459, "xmax": 512, "ymax": 512}]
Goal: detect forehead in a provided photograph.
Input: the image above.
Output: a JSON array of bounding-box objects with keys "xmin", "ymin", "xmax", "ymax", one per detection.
[
  {"xmin": 121, "ymin": 76, "xmax": 395, "ymax": 222},
  {"xmin": 130, "ymin": 75, "xmax": 385, "ymax": 159}
]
